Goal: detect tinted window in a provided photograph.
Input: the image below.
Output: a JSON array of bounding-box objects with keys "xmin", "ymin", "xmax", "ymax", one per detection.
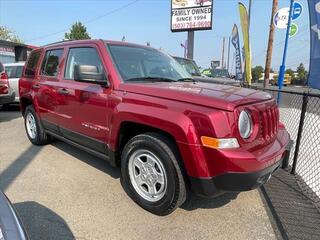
[
  {"xmin": 25, "ymin": 51, "xmax": 41, "ymax": 77},
  {"xmin": 64, "ymin": 47, "xmax": 105, "ymax": 80},
  {"xmin": 41, "ymin": 49, "xmax": 63, "ymax": 77},
  {"xmin": 0, "ymin": 62, "xmax": 4, "ymax": 72}
]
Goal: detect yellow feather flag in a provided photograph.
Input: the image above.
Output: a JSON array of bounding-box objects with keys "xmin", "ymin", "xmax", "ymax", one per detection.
[{"xmin": 238, "ymin": 2, "xmax": 252, "ymax": 85}]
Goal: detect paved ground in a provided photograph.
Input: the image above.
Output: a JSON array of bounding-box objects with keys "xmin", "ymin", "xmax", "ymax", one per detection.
[{"xmin": 0, "ymin": 106, "xmax": 277, "ymax": 240}]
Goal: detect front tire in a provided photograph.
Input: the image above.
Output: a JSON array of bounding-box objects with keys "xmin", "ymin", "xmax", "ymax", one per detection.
[
  {"xmin": 24, "ymin": 105, "xmax": 49, "ymax": 145},
  {"xmin": 121, "ymin": 133, "xmax": 186, "ymax": 216}
]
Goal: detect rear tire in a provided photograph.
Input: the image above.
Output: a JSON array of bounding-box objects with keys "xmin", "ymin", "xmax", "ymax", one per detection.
[
  {"xmin": 24, "ymin": 105, "xmax": 49, "ymax": 145},
  {"xmin": 121, "ymin": 132, "xmax": 186, "ymax": 216}
]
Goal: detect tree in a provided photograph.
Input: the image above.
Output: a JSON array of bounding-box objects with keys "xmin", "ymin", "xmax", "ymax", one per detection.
[
  {"xmin": 296, "ymin": 63, "xmax": 308, "ymax": 82},
  {"xmin": 252, "ymin": 66, "xmax": 264, "ymax": 81},
  {"xmin": 0, "ymin": 26, "xmax": 23, "ymax": 43},
  {"xmin": 64, "ymin": 22, "xmax": 91, "ymax": 40}
]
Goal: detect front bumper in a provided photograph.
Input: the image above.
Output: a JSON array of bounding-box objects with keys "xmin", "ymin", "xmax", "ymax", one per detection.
[{"xmin": 190, "ymin": 140, "xmax": 293, "ymax": 197}]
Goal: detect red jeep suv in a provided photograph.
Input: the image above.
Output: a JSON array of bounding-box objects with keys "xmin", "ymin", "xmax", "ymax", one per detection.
[{"xmin": 19, "ymin": 39, "xmax": 291, "ymax": 215}]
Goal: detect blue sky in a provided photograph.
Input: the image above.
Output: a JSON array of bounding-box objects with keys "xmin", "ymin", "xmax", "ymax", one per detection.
[{"xmin": 0, "ymin": 0, "xmax": 310, "ymax": 71}]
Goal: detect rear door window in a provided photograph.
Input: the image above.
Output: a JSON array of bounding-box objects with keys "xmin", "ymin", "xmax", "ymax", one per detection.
[
  {"xmin": 25, "ymin": 51, "xmax": 41, "ymax": 77},
  {"xmin": 41, "ymin": 49, "xmax": 63, "ymax": 77}
]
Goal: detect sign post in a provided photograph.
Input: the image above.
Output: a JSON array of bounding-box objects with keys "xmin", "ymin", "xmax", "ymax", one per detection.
[
  {"xmin": 187, "ymin": 31, "xmax": 195, "ymax": 59},
  {"xmin": 277, "ymin": 1, "xmax": 303, "ymax": 92},
  {"xmin": 171, "ymin": 0, "xmax": 214, "ymax": 59}
]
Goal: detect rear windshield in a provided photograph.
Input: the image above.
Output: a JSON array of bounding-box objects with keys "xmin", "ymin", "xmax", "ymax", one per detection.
[{"xmin": 5, "ymin": 66, "xmax": 24, "ymax": 78}]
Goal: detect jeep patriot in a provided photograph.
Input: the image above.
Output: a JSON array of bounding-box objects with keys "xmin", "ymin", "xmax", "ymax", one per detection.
[{"xmin": 19, "ymin": 39, "xmax": 291, "ymax": 215}]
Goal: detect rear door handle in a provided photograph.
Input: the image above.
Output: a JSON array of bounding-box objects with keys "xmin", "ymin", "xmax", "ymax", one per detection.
[
  {"xmin": 58, "ymin": 88, "xmax": 69, "ymax": 95},
  {"xmin": 32, "ymin": 84, "xmax": 41, "ymax": 90}
]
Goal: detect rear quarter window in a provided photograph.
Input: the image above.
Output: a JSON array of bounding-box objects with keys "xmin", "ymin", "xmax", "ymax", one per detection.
[
  {"xmin": 5, "ymin": 66, "xmax": 16, "ymax": 78},
  {"xmin": 25, "ymin": 51, "xmax": 41, "ymax": 77},
  {"xmin": 15, "ymin": 66, "xmax": 23, "ymax": 78}
]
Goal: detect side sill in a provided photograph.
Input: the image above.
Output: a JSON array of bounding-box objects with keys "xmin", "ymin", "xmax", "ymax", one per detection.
[{"xmin": 45, "ymin": 130, "xmax": 117, "ymax": 167}]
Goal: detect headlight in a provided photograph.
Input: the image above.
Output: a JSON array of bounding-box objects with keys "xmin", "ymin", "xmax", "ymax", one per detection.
[{"xmin": 238, "ymin": 110, "xmax": 252, "ymax": 139}]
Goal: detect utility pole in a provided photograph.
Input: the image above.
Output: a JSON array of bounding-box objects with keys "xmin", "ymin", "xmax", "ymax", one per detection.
[
  {"xmin": 187, "ymin": 31, "xmax": 195, "ymax": 59},
  {"xmin": 227, "ymin": 37, "xmax": 231, "ymax": 73},
  {"xmin": 221, "ymin": 37, "xmax": 226, "ymax": 69},
  {"xmin": 264, "ymin": 0, "xmax": 278, "ymax": 88}
]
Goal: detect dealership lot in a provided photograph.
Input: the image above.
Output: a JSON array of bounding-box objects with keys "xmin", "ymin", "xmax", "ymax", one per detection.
[{"xmin": 0, "ymin": 106, "xmax": 278, "ymax": 240}]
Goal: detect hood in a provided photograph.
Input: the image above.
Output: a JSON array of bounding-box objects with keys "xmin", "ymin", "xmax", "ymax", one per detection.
[
  {"xmin": 193, "ymin": 76, "xmax": 241, "ymax": 86},
  {"xmin": 118, "ymin": 82, "xmax": 272, "ymax": 111}
]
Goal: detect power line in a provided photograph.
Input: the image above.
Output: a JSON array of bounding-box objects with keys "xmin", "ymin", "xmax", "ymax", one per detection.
[
  {"xmin": 25, "ymin": 0, "xmax": 140, "ymax": 42},
  {"xmin": 252, "ymin": 25, "xmax": 310, "ymax": 61}
]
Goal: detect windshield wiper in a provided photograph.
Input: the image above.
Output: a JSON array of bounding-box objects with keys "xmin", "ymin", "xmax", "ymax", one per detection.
[
  {"xmin": 177, "ymin": 78, "xmax": 197, "ymax": 83},
  {"xmin": 125, "ymin": 77, "xmax": 177, "ymax": 82}
]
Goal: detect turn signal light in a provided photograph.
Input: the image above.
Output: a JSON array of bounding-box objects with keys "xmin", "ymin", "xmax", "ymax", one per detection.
[{"xmin": 201, "ymin": 136, "xmax": 240, "ymax": 149}]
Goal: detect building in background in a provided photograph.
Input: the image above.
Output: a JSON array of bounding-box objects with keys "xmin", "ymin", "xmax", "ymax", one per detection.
[{"xmin": 0, "ymin": 40, "xmax": 37, "ymax": 64}]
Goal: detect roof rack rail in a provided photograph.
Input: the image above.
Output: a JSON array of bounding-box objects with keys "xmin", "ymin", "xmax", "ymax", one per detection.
[{"xmin": 41, "ymin": 39, "xmax": 74, "ymax": 47}]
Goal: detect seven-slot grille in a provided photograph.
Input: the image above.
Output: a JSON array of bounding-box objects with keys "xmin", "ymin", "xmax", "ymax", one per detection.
[{"xmin": 260, "ymin": 106, "xmax": 279, "ymax": 141}]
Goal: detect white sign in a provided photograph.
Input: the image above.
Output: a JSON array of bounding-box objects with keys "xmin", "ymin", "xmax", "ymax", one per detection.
[
  {"xmin": 274, "ymin": 7, "xmax": 290, "ymax": 29},
  {"xmin": 0, "ymin": 46, "xmax": 15, "ymax": 57},
  {"xmin": 171, "ymin": 0, "xmax": 214, "ymax": 32}
]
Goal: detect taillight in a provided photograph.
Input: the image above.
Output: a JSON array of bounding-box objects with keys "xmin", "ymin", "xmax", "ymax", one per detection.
[
  {"xmin": 1, "ymin": 72, "xmax": 7, "ymax": 79},
  {"xmin": 0, "ymin": 72, "xmax": 9, "ymax": 94}
]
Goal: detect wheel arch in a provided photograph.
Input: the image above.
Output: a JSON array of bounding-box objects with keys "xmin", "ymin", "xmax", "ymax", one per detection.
[{"xmin": 20, "ymin": 97, "xmax": 33, "ymax": 116}]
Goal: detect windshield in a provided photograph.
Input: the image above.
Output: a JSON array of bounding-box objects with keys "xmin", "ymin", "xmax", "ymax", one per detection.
[
  {"xmin": 107, "ymin": 44, "xmax": 191, "ymax": 82},
  {"xmin": 174, "ymin": 57, "xmax": 201, "ymax": 77}
]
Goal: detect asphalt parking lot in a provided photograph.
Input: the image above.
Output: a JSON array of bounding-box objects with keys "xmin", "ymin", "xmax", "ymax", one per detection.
[{"xmin": 0, "ymin": 106, "xmax": 277, "ymax": 240}]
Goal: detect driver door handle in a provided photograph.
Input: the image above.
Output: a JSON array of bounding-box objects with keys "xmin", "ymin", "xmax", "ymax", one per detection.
[{"xmin": 58, "ymin": 88, "xmax": 69, "ymax": 95}]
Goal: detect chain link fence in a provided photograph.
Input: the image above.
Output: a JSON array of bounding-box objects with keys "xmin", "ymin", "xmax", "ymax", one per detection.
[{"xmin": 255, "ymin": 87, "xmax": 320, "ymax": 210}]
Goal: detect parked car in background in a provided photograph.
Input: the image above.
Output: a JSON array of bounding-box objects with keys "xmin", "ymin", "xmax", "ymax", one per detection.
[
  {"xmin": 20, "ymin": 40, "xmax": 291, "ymax": 216},
  {"xmin": 0, "ymin": 62, "xmax": 15, "ymax": 106},
  {"xmin": 0, "ymin": 190, "xmax": 28, "ymax": 240},
  {"xmin": 4, "ymin": 62, "xmax": 25, "ymax": 103},
  {"xmin": 270, "ymin": 74, "xmax": 292, "ymax": 86},
  {"xmin": 174, "ymin": 56, "xmax": 240, "ymax": 86}
]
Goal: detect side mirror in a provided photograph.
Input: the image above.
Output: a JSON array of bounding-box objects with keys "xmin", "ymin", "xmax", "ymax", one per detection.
[{"xmin": 74, "ymin": 65, "xmax": 108, "ymax": 86}]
